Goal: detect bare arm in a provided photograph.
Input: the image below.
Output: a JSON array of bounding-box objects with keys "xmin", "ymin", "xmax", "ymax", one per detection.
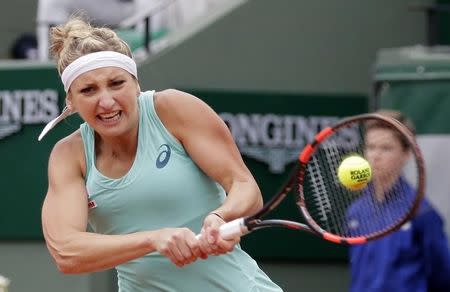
[
  {"xmin": 155, "ymin": 89, "xmax": 263, "ymax": 222},
  {"xmin": 42, "ymin": 133, "xmax": 200, "ymax": 273}
]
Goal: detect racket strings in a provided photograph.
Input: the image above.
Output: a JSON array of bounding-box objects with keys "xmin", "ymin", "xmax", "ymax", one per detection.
[
  {"xmin": 352, "ymin": 176, "xmax": 414, "ymax": 237},
  {"xmin": 304, "ymin": 141, "xmax": 352, "ymax": 236},
  {"xmin": 320, "ymin": 141, "xmax": 348, "ymax": 236},
  {"xmin": 308, "ymin": 157, "xmax": 333, "ymax": 232},
  {"xmin": 301, "ymin": 119, "xmax": 420, "ymax": 239}
]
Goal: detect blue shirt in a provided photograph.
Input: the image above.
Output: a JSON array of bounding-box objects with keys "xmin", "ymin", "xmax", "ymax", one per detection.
[
  {"xmin": 348, "ymin": 179, "xmax": 450, "ymax": 292},
  {"xmin": 346, "ymin": 178, "xmax": 416, "ymax": 237}
]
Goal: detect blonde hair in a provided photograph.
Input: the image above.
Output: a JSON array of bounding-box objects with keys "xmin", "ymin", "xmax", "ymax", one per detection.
[{"xmin": 50, "ymin": 16, "xmax": 132, "ymax": 75}]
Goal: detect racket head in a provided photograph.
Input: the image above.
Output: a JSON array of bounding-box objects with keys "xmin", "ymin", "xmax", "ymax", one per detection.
[{"xmin": 297, "ymin": 113, "xmax": 425, "ymax": 244}]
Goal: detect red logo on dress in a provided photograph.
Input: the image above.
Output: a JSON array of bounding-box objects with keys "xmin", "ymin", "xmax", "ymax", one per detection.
[{"xmin": 88, "ymin": 199, "xmax": 97, "ymax": 209}]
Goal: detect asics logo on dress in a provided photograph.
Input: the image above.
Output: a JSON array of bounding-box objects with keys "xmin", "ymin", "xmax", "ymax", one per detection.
[{"xmin": 156, "ymin": 144, "xmax": 171, "ymax": 168}]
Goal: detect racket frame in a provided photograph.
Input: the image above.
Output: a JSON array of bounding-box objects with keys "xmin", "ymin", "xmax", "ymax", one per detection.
[
  {"xmin": 215, "ymin": 113, "xmax": 425, "ymax": 244},
  {"xmin": 297, "ymin": 113, "xmax": 425, "ymax": 244}
]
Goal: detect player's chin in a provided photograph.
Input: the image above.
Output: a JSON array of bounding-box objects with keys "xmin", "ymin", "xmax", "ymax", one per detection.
[{"xmin": 97, "ymin": 126, "xmax": 127, "ymax": 137}]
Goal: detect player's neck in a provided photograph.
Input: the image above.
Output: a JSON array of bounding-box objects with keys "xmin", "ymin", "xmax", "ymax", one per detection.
[
  {"xmin": 95, "ymin": 130, "xmax": 138, "ymax": 160},
  {"xmin": 373, "ymin": 177, "xmax": 398, "ymax": 202}
]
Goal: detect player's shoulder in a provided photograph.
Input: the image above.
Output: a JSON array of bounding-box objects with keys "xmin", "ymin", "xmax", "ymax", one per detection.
[
  {"xmin": 413, "ymin": 198, "xmax": 444, "ymax": 224},
  {"xmin": 50, "ymin": 130, "xmax": 84, "ymax": 162},
  {"xmin": 417, "ymin": 198, "xmax": 435, "ymax": 214},
  {"xmin": 154, "ymin": 89, "xmax": 198, "ymax": 106},
  {"xmin": 154, "ymin": 89, "xmax": 206, "ymax": 117}
]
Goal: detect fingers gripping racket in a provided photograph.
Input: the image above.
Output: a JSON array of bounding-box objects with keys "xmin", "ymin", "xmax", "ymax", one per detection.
[{"xmin": 211, "ymin": 113, "xmax": 425, "ymax": 245}]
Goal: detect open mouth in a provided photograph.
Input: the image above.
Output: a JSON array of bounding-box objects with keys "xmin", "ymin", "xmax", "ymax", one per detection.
[{"xmin": 97, "ymin": 110, "xmax": 122, "ymax": 123}]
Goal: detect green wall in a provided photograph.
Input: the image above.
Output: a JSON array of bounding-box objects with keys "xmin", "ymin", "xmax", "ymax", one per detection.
[{"xmin": 139, "ymin": 0, "xmax": 427, "ymax": 94}]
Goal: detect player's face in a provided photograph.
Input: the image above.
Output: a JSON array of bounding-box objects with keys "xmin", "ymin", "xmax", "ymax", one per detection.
[
  {"xmin": 68, "ymin": 67, "xmax": 140, "ymax": 137},
  {"xmin": 364, "ymin": 128, "xmax": 410, "ymax": 183}
]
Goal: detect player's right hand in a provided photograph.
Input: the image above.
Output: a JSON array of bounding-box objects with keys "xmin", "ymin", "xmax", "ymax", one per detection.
[
  {"xmin": 152, "ymin": 228, "xmax": 206, "ymax": 267},
  {"xmin": 197, "ymin": 213, "xmax": 240, "ymax": 257}
]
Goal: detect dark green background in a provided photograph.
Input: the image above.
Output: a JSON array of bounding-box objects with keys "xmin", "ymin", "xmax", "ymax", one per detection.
[{"xmin": 0, "ymin": 65, "xmax": 79, "ymax": 239}]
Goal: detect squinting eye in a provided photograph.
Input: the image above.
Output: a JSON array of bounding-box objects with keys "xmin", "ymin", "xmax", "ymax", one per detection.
[
  {"xmin": 80, "ymin": 87, "xmax": 94, "ymax": 94},
  {"xmin": 112, "ymin": 80, "xmax": 125, "ymax": 86}
]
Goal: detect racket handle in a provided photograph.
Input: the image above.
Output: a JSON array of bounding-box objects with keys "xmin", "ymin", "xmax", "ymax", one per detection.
[
  {"xmin": 195, "ymin": 218, "xmax": 249, "ymax": 240},
  {"xmin": 220, "ymin": 218, "xmax": 248, "ymax": 239}
]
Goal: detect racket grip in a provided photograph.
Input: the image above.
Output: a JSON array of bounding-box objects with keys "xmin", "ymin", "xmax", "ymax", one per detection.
[
  {"xmin": 195, "ymin": 218, "xmax": 248, "ymax": 240},
  {"xmin": 220, "ymin": 218, "xmax": 248, "ymax": 240}
]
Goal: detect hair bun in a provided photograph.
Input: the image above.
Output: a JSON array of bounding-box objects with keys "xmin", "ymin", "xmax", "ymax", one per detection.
[{"xmin": 49, "ymin": 15, "xmax": 132, "ymax": 75}]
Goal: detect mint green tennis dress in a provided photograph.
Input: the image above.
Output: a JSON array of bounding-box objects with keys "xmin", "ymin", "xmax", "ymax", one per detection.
[{"xmin": 81, "ymin": 90, "xmax": 283, "ymax": 292}]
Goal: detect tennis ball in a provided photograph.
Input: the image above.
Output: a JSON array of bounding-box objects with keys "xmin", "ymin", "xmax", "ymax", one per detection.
[{"xmin": 337, "ymin": 155, "xmax": 372, "ymax": 191}]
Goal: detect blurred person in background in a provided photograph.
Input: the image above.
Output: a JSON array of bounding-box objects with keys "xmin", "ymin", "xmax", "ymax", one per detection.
[
  {"xmin": 348, "ymin": 110, "xmax": 450, "ymax": 292},
  {"xmin": 9, "ymin": 33, "xmax": 38, "ymax": 59}
]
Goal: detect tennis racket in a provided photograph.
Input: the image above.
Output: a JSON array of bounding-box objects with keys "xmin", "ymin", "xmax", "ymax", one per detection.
[{"xmin": 206, "ymin": 113, "xmax": 425, "ymax": 245}]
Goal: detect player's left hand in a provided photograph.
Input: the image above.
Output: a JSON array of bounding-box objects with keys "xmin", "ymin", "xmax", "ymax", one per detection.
[{"xmin": 198, "ymin": 213, "xmax": 240, "ymax": 257}]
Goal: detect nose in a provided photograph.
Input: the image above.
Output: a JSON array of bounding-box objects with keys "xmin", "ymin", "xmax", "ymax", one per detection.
[
  {"xmin": 98, "ymin": 91, "xmax": 115, "ymax": 109},
  {"xmin": 366, "ymin": 149, "xmax": 380, "ymax": 164}
]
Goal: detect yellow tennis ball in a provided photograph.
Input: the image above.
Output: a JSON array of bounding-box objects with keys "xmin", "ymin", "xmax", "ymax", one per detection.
[{"xmin": 338, "ymin": 155, "xmax": 372, "ymax": 191}]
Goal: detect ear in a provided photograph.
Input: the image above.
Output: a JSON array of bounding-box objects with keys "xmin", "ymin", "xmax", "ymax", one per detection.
[
  {"xmin": 65, "ymin": 94, "xmax": 74, "ymax": 112},
  {"xmin": 399, "ymin": 149, "xmax": 412, "ymax": 168},
  {"xmin": 136, "ymin": 82, "xmax": 141, "ymax": 96}
]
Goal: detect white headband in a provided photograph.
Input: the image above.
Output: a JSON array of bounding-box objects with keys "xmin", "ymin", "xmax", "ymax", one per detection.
[
  {"xmin": 61, "ymin": 51, "xmax": 138, "ymax": 92},
  {"xmin": 38, "ymin": 51, "xmax": 138, "ymax": 141}
]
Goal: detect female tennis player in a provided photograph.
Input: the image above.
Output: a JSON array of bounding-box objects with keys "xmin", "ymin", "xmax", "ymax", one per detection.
[{"xmin": 40, "ymin": 16, "xmax": 282, "ymax": 292}]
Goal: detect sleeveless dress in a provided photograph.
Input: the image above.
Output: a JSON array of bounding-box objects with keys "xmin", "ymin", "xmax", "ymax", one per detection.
[{"xmin": 80, "ymin": 90, "xmax": 283, "ymax": 292}]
